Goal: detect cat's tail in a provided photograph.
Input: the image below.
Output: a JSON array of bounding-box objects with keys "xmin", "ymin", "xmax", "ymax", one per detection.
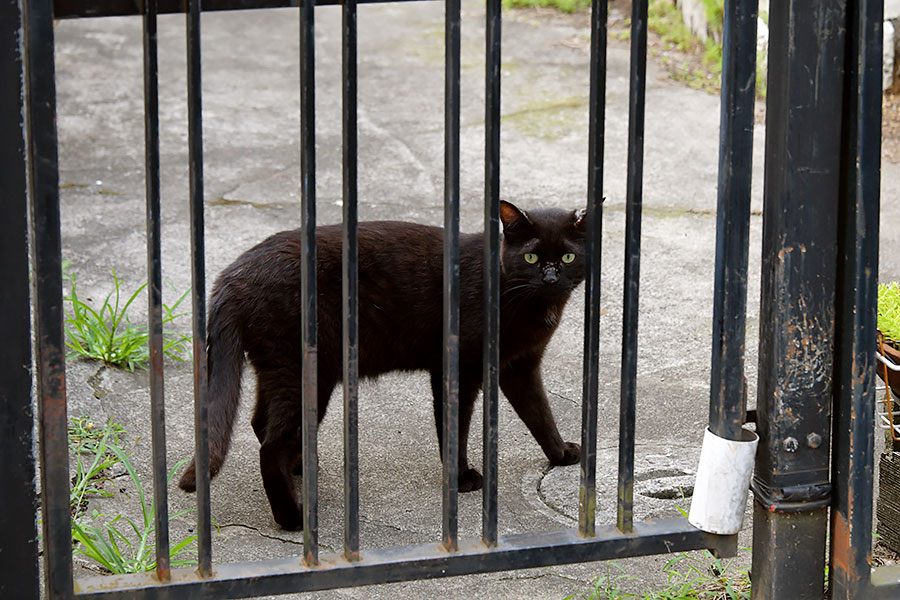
[{"xmin": 178, "ymin": 297, "xmax": 244, "ymax": 493}]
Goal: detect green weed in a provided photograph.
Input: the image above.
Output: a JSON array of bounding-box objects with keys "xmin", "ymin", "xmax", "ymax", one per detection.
[
  {"xmin": 69, "ymin": 417, "xmax": 129, "ymax": 517},
  {"xmin": 648, "ymin": 0, "xmax": 699, "ymax": 53},
  {"xmin": 64, "ymin": 270, "xmax": 191, "ymax": 371},
  {"xmin": 502, "ymin": 0, "xmax": 589, "ymax": 12},
  {"xmin": 564, "ymin": 562, "xmax": 637, "ymax": 599},
  {"xmin": 656, "ymin": 551, "xmax": 750, "ymax": 599},
  {"xmin": 71, "ymin": 438, "xmax": 197, "ymax": 574},
  {"xmin": 566, "ymin": 551, "xmax": 750, "ymax": 599},
  {"xmin": 69, "ymin": 414, "xmax": 126, "ymax": 454}
]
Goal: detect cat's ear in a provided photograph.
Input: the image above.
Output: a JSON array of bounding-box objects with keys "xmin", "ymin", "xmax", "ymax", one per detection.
[
  {"xmin": 573, "ymin": 198, "xmax": 603, "ymax": 232},
  {"xmin": 499, "ymin": 201, "xmax": 534, "ymax": 237},
  {"xmin": 574, "ymin": 208, "xmax": 587, "ymax": 231}
]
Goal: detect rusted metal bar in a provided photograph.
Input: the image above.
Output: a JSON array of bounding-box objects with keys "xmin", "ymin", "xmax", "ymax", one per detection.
[
  {"xmin": 300, "ymin": 0, "xmax": 319, "ymax": 566},
  {"xmin": 578, "ymin": 0, "xmax": 607, "ymax": 539},
  {"xmin": 617, "ymin": 0, "xmax": 646, "ymax": 536},
  {"xmin": 442, "ymin": 0, "xmax": 461, "ymax": 553},
  {"xmin": 186, "ymin": 0, "xmax": 213, "ymax": 577},
  {"xmin": 341, "ymin": 0, "xmax": 360, "ymax": 563},
  {"xmin": 0, "ymin": 0, "xmax": 39, "ymax": 594},
  {"xmin": 73, "ymin": 519, "xmax": 734, "ymax": 599},
  {"xmin": 22, "ymin": 0, "xmax": 74, "ymax": 595},
  {"xmin": 708, "ymin": 0, "xmax": 756, "ymax": 442},
  {"xmin": 829, "ymin": 0, "xmax": 883, "ymax": 596},
  {"xmin": 482, "ymin": 0, "xmax": 500, "ymax": 549},
  {"xmin": 749, "ymin": 0, "xmax": 846, "ymax": 597},
  {"xmin": 142, "ymin": 0, "xmax": 171, "ymax": 581}
]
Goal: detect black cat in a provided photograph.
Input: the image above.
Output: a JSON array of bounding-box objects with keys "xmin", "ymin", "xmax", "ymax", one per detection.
[{"xmin": 179, "ymin": 201, "xmax": 586, "ymax": 530}]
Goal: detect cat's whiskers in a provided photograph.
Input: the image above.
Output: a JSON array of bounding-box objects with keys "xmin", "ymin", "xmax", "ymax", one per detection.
[{"xmin": 501, "ymin": 283, "xmax": 537, "ymax": 322}]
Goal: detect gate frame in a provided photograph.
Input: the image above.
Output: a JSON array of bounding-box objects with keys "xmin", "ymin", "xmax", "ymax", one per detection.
[{"xmin": 3, "ymin": 0, "xmax": 899, "ymax": 597}]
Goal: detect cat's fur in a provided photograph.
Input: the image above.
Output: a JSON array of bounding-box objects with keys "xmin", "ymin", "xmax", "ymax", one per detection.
[{"xmin": 179, "ymin": 201, "xmax": 586, "ymax": 530}]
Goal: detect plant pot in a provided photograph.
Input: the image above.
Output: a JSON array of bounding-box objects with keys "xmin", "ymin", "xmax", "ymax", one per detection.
[{"xmin": 877, "ymin": 336, "xmax": 900, "ymax": 398}]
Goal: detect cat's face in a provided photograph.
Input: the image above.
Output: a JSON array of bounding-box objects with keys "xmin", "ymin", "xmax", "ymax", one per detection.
[{"xmin": 499, "ymin": 201, "xmax": 587, "ymax": 301}]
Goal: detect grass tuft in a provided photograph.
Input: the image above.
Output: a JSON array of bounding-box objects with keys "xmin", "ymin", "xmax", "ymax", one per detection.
[
  {"xmin": 566, "ymin": 551, "xmax": 750, "ymax": 599},
  {"xmin": 68, "ymin": 415, "xmax": 129, "ymax": 517},
  {"xmin": 69, "ymin": 418, "xmax": 199, "ymax": 574},
  {"xmin": 502, "ymin": 0, "xmax": 589, "ymax": 12},
  {"xmin": 64, "ymin": 269, "xmax": 191, "ymax": 371}
]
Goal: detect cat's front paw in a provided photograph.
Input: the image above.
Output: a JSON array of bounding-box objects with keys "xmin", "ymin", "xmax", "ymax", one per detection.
[
  {"xmin": 459, "ymin": 468, "xmax": 484, "ymax": 493},
  {"xmin": 550, "ymin": 442, "xmax": 581, "ymax": 466}
]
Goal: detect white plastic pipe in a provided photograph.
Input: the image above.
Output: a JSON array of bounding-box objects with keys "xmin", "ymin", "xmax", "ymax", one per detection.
[{"xmin": 689, "ymin": 426, "xmax": 759, "ymax": 535}]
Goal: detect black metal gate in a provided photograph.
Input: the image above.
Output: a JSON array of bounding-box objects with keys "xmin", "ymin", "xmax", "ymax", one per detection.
[{"xmin": 1, "ymin": 0, "xmax": 898, "ymax": 596}]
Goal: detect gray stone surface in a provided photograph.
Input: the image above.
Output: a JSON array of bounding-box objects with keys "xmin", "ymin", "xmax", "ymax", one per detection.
[{"xmin": 47, "ymin": 1, "xmax": 900, "ymax": 598}]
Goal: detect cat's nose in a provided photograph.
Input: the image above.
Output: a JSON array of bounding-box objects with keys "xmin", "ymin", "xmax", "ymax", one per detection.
[{"xmin": 542, "ymin": 267, "xmax": 559, "ymax": 284}]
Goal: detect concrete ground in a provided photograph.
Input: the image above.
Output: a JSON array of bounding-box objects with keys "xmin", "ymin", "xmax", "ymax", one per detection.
[{"xmin": 48, "ymin": 1, "xmax": 900, "ymax": 598}]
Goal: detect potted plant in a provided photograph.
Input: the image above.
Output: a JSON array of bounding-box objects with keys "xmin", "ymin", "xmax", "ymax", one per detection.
[
  {"xmin": 878, "ymin": 282, "xmax": 900, "ymax": 397},
  {"xmin": 877, "ymin": 283, "xmax": 900, "ymax": 555}
]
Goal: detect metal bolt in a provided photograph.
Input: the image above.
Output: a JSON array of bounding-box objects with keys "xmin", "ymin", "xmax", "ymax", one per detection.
[
  {"xmin": 807, "ymin": 432, "xmax": 822, "ymax": 449},
  {"xmin": 782, "ymin": 437, "xmax": 799, "ymax": 452}
]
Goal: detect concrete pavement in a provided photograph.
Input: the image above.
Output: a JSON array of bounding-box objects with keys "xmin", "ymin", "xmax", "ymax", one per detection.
[{"xmin": 50, "ymin": 1, "xmax": 900, "ymax": 597}]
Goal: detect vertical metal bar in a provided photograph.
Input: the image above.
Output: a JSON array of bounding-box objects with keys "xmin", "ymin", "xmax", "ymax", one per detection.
[
  {"xmin": 300, "ymin": 0, "xmax": 319, "ymax": 566},
  {"xmin": 617, "ymin": 0, "xmax": 646, "ymax": 535},
  {"xmin": 708, "ymin": 0, "xmax": 757, "ymax": 442},
  {"xmin": 186, "ymin": 0, "xmax": 212, "ymax": 577},
  {"xmin": 21, "ymin": 0, "xmax": 73, "ymax": 595},
  {"xmin": 341, "ymin": 0, "xmax": 360, "ymax": 563},
  {"xmin": 481, "ymin": 0, "xmax": 500, "ymax": 549},
  {"xmin": 578, "ymin": 0, "xmax": 607, "ymax": 539},
  {"xmin": 749, "ymin": 1, "xmax": 846, "ymax": 597},
  {"xmin": 829, "ymin": 0, "xmax": 881, "ymax": 596},
  {"xmin": 442, "ymin": 0, "xmax": 461, "ymax": 553},
  {"xmin": 142, "ymin": 0, "xmax": 170, "ymax": 581},
  {"xmin": 0, "ymin": 0, "xmax": 39, "ymax": 595}
]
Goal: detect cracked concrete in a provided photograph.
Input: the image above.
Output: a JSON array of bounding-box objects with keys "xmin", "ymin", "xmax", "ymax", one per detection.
[{"xmin": 43, "ymin": 0, "xmax": 900, "ymax": 598}]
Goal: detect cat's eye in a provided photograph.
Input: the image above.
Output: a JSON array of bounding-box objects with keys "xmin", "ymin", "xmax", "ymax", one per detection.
[
  {"xmin": 562, "ymin": 253, "xmax": 576, "ymax": 264},
  {"xmin": 524, "ymin": 253, "xmax": 539, "ymax": 264}
]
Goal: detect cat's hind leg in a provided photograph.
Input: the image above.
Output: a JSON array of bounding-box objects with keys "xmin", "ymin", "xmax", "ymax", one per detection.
[
  {"xmin": 256, "ymin": 368, "xmax": 304, "ymax": 530},
  {"xmin": 251, "ymin": 397, "xmax": 268, "ymax": 445},
  {"xmin": 289, "ymin": 374, "xmax": 337, "ymax": 477}
]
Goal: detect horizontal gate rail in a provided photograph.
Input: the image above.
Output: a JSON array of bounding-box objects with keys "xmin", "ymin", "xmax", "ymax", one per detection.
[
  {"xmin": 72, "ymin": 521, "xmax": 735, "ymax": 599},
  {"xmin": 53, "ymin": 0, "xmax": 433, "ymax": 20}
]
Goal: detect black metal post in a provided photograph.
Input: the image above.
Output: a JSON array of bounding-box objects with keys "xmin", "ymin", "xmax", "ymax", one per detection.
[
  {"xmin": 442, "ymin": 0, "xmax": 461, "ymax": 553},
  {"xmin": 142, "ymin": 0, "xmax": 171, "ymax": 581},
  {"xmin": 750, "ymin": 1, "xmax": 846, "ymax": 597},
  {"xmin": 342, "ymin": 0, "xmax": 360, "ymax": 562},
  {"xmin": 300, "ymin": 0, "xmax": 319, "ymax": 566},
  {"xmin": 0, "ymin": 0, "xmax": 39, "ymax": 595},
  {"xmin": 482, "ymin": 0, "xmax": 500, "ymax": 549},
  {"xmin": 186, "ymin": 0, "xmax": 212, "ymax": 577},
  {"xmin": 578, "ymin": 0, "xmax": 607, "ymax": 539},
  {"xmin": 708, "ymin": 0, "xmax": 757, "ymax": 441},
  {"xmin": 617, "ymin": 0, "xmax": 646, "ymax": 535},
  {"xmin": 22, "ymin": 0, "xmax": 73, "ymax": 595},
  {"xmin": 829, "ymin": 0, "xmax": 882, "ymax": 597}
]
